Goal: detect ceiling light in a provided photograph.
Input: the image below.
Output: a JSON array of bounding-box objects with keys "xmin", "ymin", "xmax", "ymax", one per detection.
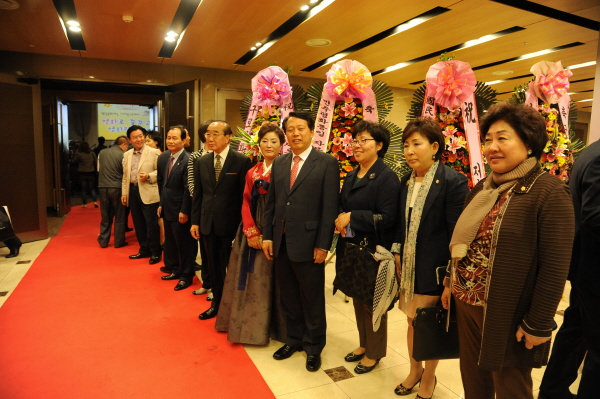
[
  {"xmin": 484, "ymin": 80, "xmax": 505, "ymax": 85},
  {"xmin": 301, "ymin": 5, "xmax": 309, "ymax": 11},
  {"xmin": 310, "ymin": 0, "xmax": 319, "ymax": 3},
  {"xmin": 492, "ymin": 70, "xmax": 513, "ymax": 76},
  {"xmin": 256, "ymin": 42, "xmax": 262, "ymax": 47},
  {"xmin": 166, "ymin": 31, "xmax": 178, "ymax": 37},
  {"xmin": 88, "ymin": 76, "xmax": 94, "ymax": 79},
  {"xmin": 69, "ymin": 26, "xmax": 81, "ymax": 32},
  {"xmin": 66, "ymin": 20, "xmax": 79, "ymax": 27},
  {"xmin": 520, "ymin": 49, "xmax": 553, "ymax": 60},
  {"xmin": 165, "ymin": 36, "xmax": 176, "ymax": 42},
  {"xmin": 306, "ymin": 39, "xmax": 331, "ymax": 47},
  {"xmin": 577, "ymin": 99, "xmax": 593, "ymax": 102},
  {"xmin": 251, "ymin": 46, "xmax": 256, "ymax": 50},
  {"xmin": 567, "ymin": 61, "xmax": 596, "ymax": 70}
]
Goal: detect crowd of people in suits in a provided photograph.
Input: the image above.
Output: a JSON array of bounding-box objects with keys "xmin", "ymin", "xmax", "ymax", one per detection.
[{"xmin": 88, "ymin": 106, "xmax": 597, "ymax": 399}]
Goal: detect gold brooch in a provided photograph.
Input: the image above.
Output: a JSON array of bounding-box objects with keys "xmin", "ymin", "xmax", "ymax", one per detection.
[
  {"xmin": 521, "ymin": 186, "xmax": 526, "ymax": 191},
  {"xmin": 436, "ymin": 180, "xmax": 440, "ymax": 184}
]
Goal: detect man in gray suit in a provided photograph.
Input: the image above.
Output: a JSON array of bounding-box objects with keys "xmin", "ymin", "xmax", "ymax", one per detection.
[
  {"xmin": 97, "ymin": 136, "xmax": 129, "ymax": 248},
  {"xmin": 262, "ymin": 112, "xmax": 339, "ymax": 372}
]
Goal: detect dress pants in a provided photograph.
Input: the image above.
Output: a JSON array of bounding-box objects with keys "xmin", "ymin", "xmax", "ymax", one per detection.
[
  {"xmin": 201, "ymin": 232, "xmax": 234, "ymax": 309},
  {"xmin": 3, "ymin": 236, "xmax": 21, "ymax": 251},
  {"xmin": 163, "ymin": 218, "xmax": 197, "ymax": 282},
  {"xmin": 353, "ymin": 298, "xmax": 387, "ymax": 359},
  {"xmin": 275, "ymin": 238, "xmax": 326, "ymax": 355},
  {"xmin": 128, "ymin": 184, "xmax": 160, "ymax": 256},
  {"xmin": 79, "ymin": 172, "xmax": 97, "ymax": 204},
  {"xmin": 539, "ymin": 286, "xmax": 598, "ymax": 399},
  {"xmin": 98, "ymin": 187, "xmax": 126, "ymax": 247},
  {"xmin": 454, "ymin": 296, "xmax": 533, "ymax": 399}
]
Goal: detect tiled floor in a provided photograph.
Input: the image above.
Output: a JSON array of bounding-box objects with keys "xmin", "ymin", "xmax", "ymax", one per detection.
[{"xmin": 0, "ymin": 237, "xmax": 581, "ymax": 398}]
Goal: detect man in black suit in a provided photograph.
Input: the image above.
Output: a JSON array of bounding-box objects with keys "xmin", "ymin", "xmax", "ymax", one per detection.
[
  {"xmin": 157, "ymin": 125, "xmax": 197, "ymax": 291},
  {"xmin": 539, "ymin": 140, "xmax": 600, "ymax": 399},
  {"xmin": 190, "ymin": 121, "xmax": 252, "ymax": 319},
  {"xmin": 262, "ymin": 112, "xmax": 339, "ymax": 372}
]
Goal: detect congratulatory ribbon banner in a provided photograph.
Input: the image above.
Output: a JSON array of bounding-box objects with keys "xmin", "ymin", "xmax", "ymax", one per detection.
[{"xmin": 97, "ymin": 104, "xmax": 151, "ymax": 140}]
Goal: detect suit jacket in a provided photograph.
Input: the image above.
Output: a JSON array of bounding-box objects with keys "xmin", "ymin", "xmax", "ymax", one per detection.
[
  {"xmin": 121, "ymin": 144, "xmax": 160, "ymax": 205},
  {"xmin": 338, "ymin": 158, "xmax": 400, "ymax": 251},
  {"xmin": 158, "ymin": 150, "xmax": 191, "ymax": 222},
  {"xmin": 263, "ymin": 147, "xmax": 340, "ymax": 263},
  {"xmin": 98, "ymin": 145, "xmax": 125, "ymax": 189},
  {"xmin": 393, "ymin": 163, "xmax": 469, "ymax": 293},
  {"xmin": 568, "ymin": 139, "xmax": 600, "ymax": 294},
  {"xmin": 191, "ymin": 149, "xmax": 252, "ymax": 237}
]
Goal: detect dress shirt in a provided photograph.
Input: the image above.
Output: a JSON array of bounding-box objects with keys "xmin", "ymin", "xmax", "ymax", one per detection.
[
  {"xmin": 291, "ymin": 146, "xmax": 313, "ymax": 175},
  {"xmin": 130, "ymin": 148, "xmax": 144, "ymax": 183},
  {"xmin": 214, "ymin": 145, "xmax": 230, "ymax": 168}
]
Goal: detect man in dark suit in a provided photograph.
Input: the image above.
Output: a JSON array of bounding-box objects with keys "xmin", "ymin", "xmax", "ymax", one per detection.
[
  {"xmin": 157, "ymin": 125, "xmax": 197, "ymax": 291},
  {"xmin": 539, "ymin": 139, "xmax": 600, "ymax": 399},
  {"xmin": 262, "ymin": 112, "xmax": 339, "ymax": 372},
  {"xmin": 190, "ymin": 121, "xmax": 252, "ymax": 319}
]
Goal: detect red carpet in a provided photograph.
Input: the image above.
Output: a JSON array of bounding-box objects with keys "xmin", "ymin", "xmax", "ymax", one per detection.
[{"xmin": 0, "ymin": 207, "xmax": 275, "ymax": 399}]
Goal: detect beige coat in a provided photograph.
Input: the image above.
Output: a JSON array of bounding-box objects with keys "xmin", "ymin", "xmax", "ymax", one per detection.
[{"xmin": 121, "ymin": 144, "xmax": 160, "ymax": 205}]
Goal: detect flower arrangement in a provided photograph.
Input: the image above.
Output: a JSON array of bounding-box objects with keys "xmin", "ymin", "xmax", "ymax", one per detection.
[
  {"xmin": 436, "ymin": 106, "xmax": 475, "ymax": 188},
  {"xmin": 232, "ymin": 108, "xmax": 281, "ymax": 163},
  {"xmin": 327, "ymin": 97, "xmax": 363, "ymax": 180},
  {"xmin": 539, "ymin": 103, "xmax": 574, "ymax": 181}
]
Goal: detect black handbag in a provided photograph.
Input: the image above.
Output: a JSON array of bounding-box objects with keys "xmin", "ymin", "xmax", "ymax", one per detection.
[
  {"xmin": 412, "ymin": 300, "xmax": 459, "ymax": 361},
  {"xmin": 0, "ymin": 206, "xmax": 16, "ymax": 242},
  {"xmin": 333, "ymin": 215, "xmax": 384, "ymax": 306}
]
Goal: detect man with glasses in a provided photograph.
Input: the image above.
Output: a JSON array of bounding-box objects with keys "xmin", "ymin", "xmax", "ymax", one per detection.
[
  {"xmin": 190, "ymin": 121, "xmax": 252, "ymax": 320},
  {"xmin": 262, "ymin": 112, "xmax": 339, "ymax": 372}
]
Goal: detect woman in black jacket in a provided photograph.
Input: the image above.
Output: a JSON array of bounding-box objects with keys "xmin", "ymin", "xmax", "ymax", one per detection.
[
  {"xmin": 392, "ymin": 118, "xmax": 469, "ymax": 398},
  {"xmin": 334, "ymin": 120, "xmax": 400, "ymax": 375}
]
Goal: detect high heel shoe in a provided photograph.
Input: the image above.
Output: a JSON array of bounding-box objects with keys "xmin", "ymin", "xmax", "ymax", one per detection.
[
  {"xmin": 416, "ymin": 376, "xmax": 437, "ymax": 399},
  {"xmin": 395, "ymin": 369, "xmax": 424, "ymax": 395}
]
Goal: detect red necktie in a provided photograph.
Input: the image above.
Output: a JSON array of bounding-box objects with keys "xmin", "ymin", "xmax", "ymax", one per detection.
[{"xmin": 290, "ymin": 156, "xmax": 301, "ymax": 189}]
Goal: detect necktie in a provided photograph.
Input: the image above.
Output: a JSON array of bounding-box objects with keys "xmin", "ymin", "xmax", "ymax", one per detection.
[
  {"xmin": 215, "ymin": 154, "xmax": 222, "ymax": 181},
  {"xmin": 290, "ymin": 156, "xmax": 301, "ymax": 189},
  {"xmin": 167, "ymin": 156, "xmax": 175, "ymax": 178}
]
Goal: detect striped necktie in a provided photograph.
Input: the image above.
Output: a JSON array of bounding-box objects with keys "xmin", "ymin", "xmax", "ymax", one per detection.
[
  {"xmin": 215, "ymin": 154, "xmax": 222, "ymax": 181},
  {"xmin": 290, "ymin": 156, "xmax": 301, "ymax": 189}
]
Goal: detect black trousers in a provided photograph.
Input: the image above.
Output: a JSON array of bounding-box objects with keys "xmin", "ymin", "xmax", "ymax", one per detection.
[
  {"xmin": 128, "ymin": 185, "xmax": 160, "ymax": 256},
  {"xmin": 275, "ymin": 238, "xmax": 326, "ymax": 355},
  {"xmin": 79, "ymin": 172, "xmax": 97, "ymax": 204},
  {"xmin": 98, "ymin": 187, "xmax": 126, "ymax": 247},
  {"xmin": 201, "ymin": 232, "xmax": 234, "ymax": 309},
  {"xmin": 540, "ymin": 285, "xmax": 598, "ymax": 399},
  {"xmin": 163, "ymin": 218, "xmax": 197, "ymax": 282},
  {"xmin": 3, "ymin": 236, "xmax": 21, "ymax": 251}
]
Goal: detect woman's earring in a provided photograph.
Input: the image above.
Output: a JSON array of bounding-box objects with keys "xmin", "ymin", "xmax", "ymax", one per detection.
[
  {"xmin": 527, "ymin": 150, "xmax": 532, "ymax": 155},
  {"xmin": 432, "ymin": 154, "xmax": 436, "ymax": 160}
]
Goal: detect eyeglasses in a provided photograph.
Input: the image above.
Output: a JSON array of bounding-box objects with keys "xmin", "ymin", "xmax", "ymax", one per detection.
[
  {"xmin": 351, "ymin": 138, "xmax": 376, "ymax": 147},
  {"xmin": 204, "ymin": 133, "xmax": 223, "ymax": 139}
]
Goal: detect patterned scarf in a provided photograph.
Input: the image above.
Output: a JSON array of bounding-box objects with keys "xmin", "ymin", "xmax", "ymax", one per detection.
[{"xmin": 401, "ymin": 161, "xmax": 439, "ymax": 307}]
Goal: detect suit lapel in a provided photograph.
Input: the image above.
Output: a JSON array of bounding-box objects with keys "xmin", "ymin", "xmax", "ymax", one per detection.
[
  {"xmin": 207, "ymin": 152, "xmax": 216, "ymax": 185},
  {"xmin": 282, "ymin": 153, "xmax": 292, "ymax": 195},
  {"xmin": 290, "ymin": 147, "xmax": 317, "ymax": 193},
  {"xmin": 138, "ymin": 145, "xmax": 148, "ymax": 172},
  {"xmin": 421, "ymin": 165, "xmax": 444, "ymax": 221}
]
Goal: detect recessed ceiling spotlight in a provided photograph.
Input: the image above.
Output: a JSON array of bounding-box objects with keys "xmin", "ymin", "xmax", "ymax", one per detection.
[
  {"xmin": 310, "ymin": 0, "xmax": 319, "ymax": 3},
  {"xmin": 167, "ymin": 31, "xmax": 178, "ymax": 37},
  {"xmin": 165, "ymin": 36, "xmax": 176, "ymax": 42},
  {"xmin": 69, "ymin": 26, "xmax": 81, "ymax": 32},
  {"xmin": 256, "ymin": 42, "xmax": 262, "ymax": 47},
  {"xmin": 29, "ymin": 44, "xmax": 35, "ymax": 47},
  {"xmin": 251, "ymin": 46, "xmax": 256, "ymax": 50},
  {"xmin": 66, "ymin": 20, "xmax": 79, "ymax": 26},
  {"xmin": 88, "ymin": 76, "xmax": 94, "ymax": 79},
  {"xmin": 492, "ymin": 70, "xmax": 513, "ymax": 76},
  {"xmin": 306, "ymin": 38, "xmax": 332, "ymax": 47},
  {"xmin": 301, "ymin": 5, "xmax": 309, "ymax": 11}
]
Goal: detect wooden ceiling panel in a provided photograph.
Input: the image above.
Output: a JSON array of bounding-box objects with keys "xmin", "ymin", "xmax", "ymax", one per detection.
[{"xmin": 531, "ymin": 0, "xmax": 600, "ymax": 17}]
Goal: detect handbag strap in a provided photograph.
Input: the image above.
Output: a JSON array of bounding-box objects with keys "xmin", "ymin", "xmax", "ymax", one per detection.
[{"xmin": 359, "ymin": 214, "xmax": 386, "ymax": 247}]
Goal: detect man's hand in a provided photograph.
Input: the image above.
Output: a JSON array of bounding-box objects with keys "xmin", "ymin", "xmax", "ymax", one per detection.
[
  {"xmin": 334, "ymin": 212, "xmax": 351, "ymax": 232},
  {"xmin": 441, "ymin": 287, "xmax": 451, "ymax": 309},
  {"xmin": 516, "ymin": 327, "xmax": 550, "ymax": 349},
  {"xmin": 139, "ymin": 172, "xmax": 148, "ymax": 182},
  {"xmin": 262, "ymin": 241, "xmax": 273, "ymax": 260},
  {"xmin": 190, "ymin": 224, "xmax": 200, "ymax": 240},
  {"xmin": 157, "ymin": 206, "xmax": 162, "ymax": 217},
  {"xmin": 179, "ymin": 213, "xmax": 188, "ymax": 224},
  {"xmin": 313, "ymin": 248, "xmax": 327, "ymax": 264},
  {"xmin": 121, "ymin": 195, "xmax": 128, "ymax": 206}
]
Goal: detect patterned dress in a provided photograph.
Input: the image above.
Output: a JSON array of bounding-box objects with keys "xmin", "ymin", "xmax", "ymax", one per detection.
[{"xmin": 215, "ymin": 162, "xmax": 287, "ymax": 345}]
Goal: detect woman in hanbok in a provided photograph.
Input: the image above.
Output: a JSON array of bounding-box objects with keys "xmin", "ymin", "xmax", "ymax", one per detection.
[{"xmin": 216, "ymin": 123, "xmax": 287, "ymax": 345}]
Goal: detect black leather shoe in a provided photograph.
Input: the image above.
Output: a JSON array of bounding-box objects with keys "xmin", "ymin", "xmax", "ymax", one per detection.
[
  {"xmin": 161, "ymin": 273, "xmax": 180, "ymax": 281},
  {"xmin": 174, "ymin": 280, "xmax": 192, "ymax": 291},
  {"xmin": 5, "ymin": 247, "xmax": 20, "ymax": 258},
  {"xmin": 149, "ymin": 255, "xmax": 161, "ymax": 265},
  {"xmin": 129, "ymin": 252, "xmax": 150, "ymax": 259},
  {"xmin": 125, "ymin": 227, "xmax": 134, "ymax": 232},
  {"xmin": 306, "ymin": 354, "xmax": 321, "ymax": 372},
  {"xmin": 354, "ymin": 360, "xmax": 379, "ymax": 374},
  {"xmin": 273, "ymin": 344, "xmax": 302, "ymax": 360},
  {"xmin": 344, "ymin": 352, "xmax": 365, "ymax": 362},
  {"xmin": 198, "ymin": 307, "xmax": 218, "ymax": 320},
  {"xmin": 159, "ymin": 266, "xmax": 172, "ymax": 274},
  {"xmin": 114, "ymin": 242, "xmax": 128, "ymax": 248}
]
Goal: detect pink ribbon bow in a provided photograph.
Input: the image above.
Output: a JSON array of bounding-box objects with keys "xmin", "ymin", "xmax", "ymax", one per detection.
[
  {"xmin": 426, "ymin": 61, "xmax": 476, "ymax": 110},
  {"xmin": 325, "ymin": 60, "xmax": 373, "ymax": 100}
]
